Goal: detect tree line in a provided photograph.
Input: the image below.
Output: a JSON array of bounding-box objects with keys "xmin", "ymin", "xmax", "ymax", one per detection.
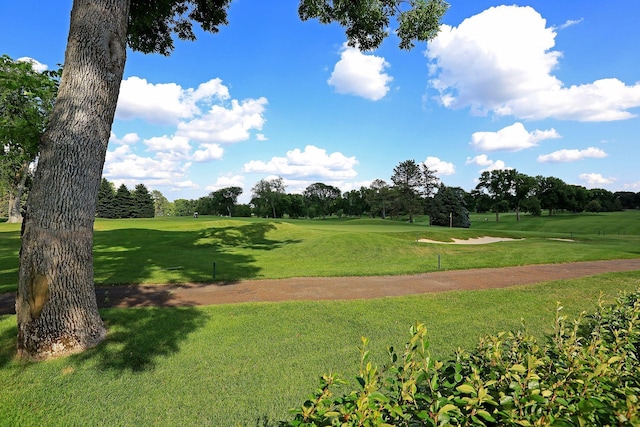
[
  {"xmin": 95, "ymin": 178, "xmax": 154, "ymax": 219},
  {"xmin": 145, "ymin": 160, "xmax": 639, "ymax": 226}
]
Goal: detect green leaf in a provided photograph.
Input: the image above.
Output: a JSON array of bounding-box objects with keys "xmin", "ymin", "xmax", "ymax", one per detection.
[
  {"xmin": 456, "ymin": 384, "xmax": 476, "ymax": 395},
  {"xmin": 476, "ymin": 410, "xmax": 496, "ymax": 422}
]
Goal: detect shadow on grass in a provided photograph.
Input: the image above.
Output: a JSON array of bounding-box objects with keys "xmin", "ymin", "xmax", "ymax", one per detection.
[
  {"xmin": 93, "ymin": 222, "xmax": 301, "ymax": 286},
  {"xmin": 71, "ymin": 306, "xmax": 208, "ymax": 373},
  {"xmin": 0, "ymin": 318, "xmax": 17, "ymax": 368}
]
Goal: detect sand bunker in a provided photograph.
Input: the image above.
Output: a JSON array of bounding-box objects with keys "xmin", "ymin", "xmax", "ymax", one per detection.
[{"xmin": 417, "ymin": 236, "xmax": 521, "ymax": 245}]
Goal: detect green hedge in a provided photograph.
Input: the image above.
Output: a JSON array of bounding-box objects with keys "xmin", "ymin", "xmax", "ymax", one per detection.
[{"xmin": 283, "ymin": 290, "xmax": 640, "ymax": 426}]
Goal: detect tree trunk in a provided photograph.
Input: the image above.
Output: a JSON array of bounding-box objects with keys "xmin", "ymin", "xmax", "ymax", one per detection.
[
  {"xmin": 16, "ymin": 0, "xmax": 130, "ymax": 360},
  {"xmin": 6, "ymin": 160, "xmax": 29, "ymax": 224}
]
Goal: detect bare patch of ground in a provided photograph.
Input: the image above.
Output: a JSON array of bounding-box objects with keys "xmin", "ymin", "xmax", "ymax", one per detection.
[{"xmin": 1, "ymin": 259, "xmax": 638, "ymax": 314}]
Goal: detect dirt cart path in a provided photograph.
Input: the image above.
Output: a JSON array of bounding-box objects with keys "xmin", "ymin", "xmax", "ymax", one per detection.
[{"xmin": 3, "ymin": 259, "xmax": 639, "ymax": 315}]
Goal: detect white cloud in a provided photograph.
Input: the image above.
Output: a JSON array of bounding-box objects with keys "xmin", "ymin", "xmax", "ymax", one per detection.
[
  {"xmin": 109, "ymin": 132, "xmax": 140, "ymax": 145},
  {"xmin": 328, "ymin": 43, "xmax": 393, "ymax": 101},
  {"xmin": 116, "ymin": 76, "xmax": 199, "ymax": 124},
  {"xmin": 557, "ymin": 18, "xmax": 583, "ymax": 30},
  {"xmin": 16, "ymin": 57, "xmax": 48, "ymax": 72},
  {"xmin": 426, "ymin": 5, "xmax": 640, "ymax": 122},
  {"xmin": 244, "ymin": 145, "xmax": 358, "ymax": 180},
  {"xmin": 144, "ymin": 135, "xmax": 191, "ymax": 155},
  {"xmin": 205, "ymin": 175, "xmax": 246, "ymax": 192},
  {"xmin": 104, "ymin": 144, "xmax": 191, "ymax": 186},
  {"xmin": 192, "ymin": 143, "xmax": 224, "ymax": 162},
  {"xmin": 538, "ymin": 147, "xmax": 607, "ymax": 163},
  {"xmin": 465, "ymin": 154, "xmax": 509, "ymax": 172},
  {"xmin": 423, "ymin": 156, "xmax": 455, "ymax": 176},
  {"xmin": 624, "ymin": 181, "xmax": 640, "ymax": 191},
  {"xmin": 176, "ymin": 97, "xmax": 268, "ymax": 144},
  {"xmin": 470, "ymin": 122, "xmax": 560, "ymax": 152},
  {"xmin": 256, "ymin": 134, "xmax": 268, "ymax": 141},
  {"xmin": 578, "ymin": 173, "xmax": 616, "ymax": 186}
]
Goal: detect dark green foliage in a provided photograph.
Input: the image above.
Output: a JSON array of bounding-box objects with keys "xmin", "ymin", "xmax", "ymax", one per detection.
[
  {"xmin": 298, "ymin": 0, "xmax": 448, "ymax": 50},
  {"xmin": 127, "ymin": 0, "xmax": 232, "ymax": 55},
  {"xmin": 96, "ymin": 178, "xmax": 117, "ymax": 218},
  {"xmin": 285, "ymin": 290, "xmax": 640, "ymax": 426},
  {"xmin": 428, "ymin": 184, "xmax": 470, "ymax": 228},
  {"xmin": 131, "ymin": 183, "xmax": 155, "ymax": 218},
  {"xmin": 114, "ymin": 184, "xmax": 133, "ymax": 219}
]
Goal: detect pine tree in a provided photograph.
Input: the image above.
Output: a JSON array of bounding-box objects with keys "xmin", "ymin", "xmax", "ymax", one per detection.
[
  {"xmin": 132, "ymin": 183, "xmax": 154, "ymax": 218},
  {"xmin": 96, "ymin": 178, "xmax": 116, "ymax": 218}
]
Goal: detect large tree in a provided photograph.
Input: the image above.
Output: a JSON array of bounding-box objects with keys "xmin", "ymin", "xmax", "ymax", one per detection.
[
  {"xmin": 303, "ymin": 182, "xmax": 342, "ymax": 219},
  {"xmin": 16, "ymin": 0, "xmax": 448, "ymax": 359},
  {"xmin": 0, "ymin": 55, "xmax": 60, "ymax": 223},
  {"xmin": 251, "ymin": 177, "xmax": 286, "ymax": 218}
]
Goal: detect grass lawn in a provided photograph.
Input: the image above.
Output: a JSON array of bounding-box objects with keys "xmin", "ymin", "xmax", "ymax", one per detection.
[
  {"xmin": 1, "ymin": 272, "xmax": 639, "ymax": 426},
  {"xmin": 1, "ymin": 211, "xmax": 639, "ymax": 292},
  {"xmin": 0, "ymin": 211, "xmax": 639, "ymax": 425}
]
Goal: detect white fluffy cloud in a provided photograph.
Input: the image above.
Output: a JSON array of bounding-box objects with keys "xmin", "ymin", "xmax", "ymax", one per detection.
[
  {"xmin": 426, "ymin": 5, "xmax": 640, "ymax": 121},
  {"xmin": 578, "ymin": 173, "xmax": 616, "ymax": 186},
  {"xmin": 244, "ymin": 145, "xmax": 358, "ymax": 180},
  {"xmin": 538, "ymin": 147, "xmax": 607, "ymax": 163},
  {"xmin": 104, "ymin": 143, "xmax": 194, "ymax": 189},
  {"xmin": 470, "ymin": 122, "xmax": 560, "ymax": 152},
  {"xmin": 17, "ymin": 57, "xmax": 48, "ymax": 72},
  {"xmin": 176, "ymin": 97, "xmax": 268, "ymax": 144},
  {"xmin": 205, "ymin": 175, "xmax": 246, "ymax": 192},
  {"xmin": 465, "ymin": 154, "xmax": 509, "ymax": 172},
  {"xmin": 423, "ymin": 156, "xmax": 455, "ymax": 176},
  {"xmin": 328, "ymin": 43, "xmax": 393, "ymax": 101}
]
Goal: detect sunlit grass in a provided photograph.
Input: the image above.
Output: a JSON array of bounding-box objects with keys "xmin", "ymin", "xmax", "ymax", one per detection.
[
  {"xmin": 1, "ymin": 212, "xmax": 639, "ymax": 292},
  {"xmin": 1, "ymin": 272, "xmax": 638, "ymax": 426}
]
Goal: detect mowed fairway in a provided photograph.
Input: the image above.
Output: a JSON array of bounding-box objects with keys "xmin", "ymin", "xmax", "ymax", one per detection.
[
  {"xmin": 1, "ymin": 211, "xmax": 640, "ymax": 292},
  {"xmin": 0, "ymin": 211, "xmax": 639, "ymax": 426}
]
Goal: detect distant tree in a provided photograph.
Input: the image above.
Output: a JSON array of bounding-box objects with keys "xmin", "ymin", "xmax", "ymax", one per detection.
[
  {"xmin": 151, "ymin": 190, "xmax": 173, "ymax": 216},
  {"xmin": 251, "ymin": 177, "xmax": 286, "ymax": 218},
  {"xmin": 391, "ymin": 160, "xmax": 425, "ymax": 223},
  {"xmin": 303, "ymin": 182, "xmax": 342, "ymax": 219},
  {"xmin": 213, "ymin": 186, "xmax": 242, "ymax": 216},
  {"xmin": 614, "ymin": 191, "xmax": 638, "ymax": 210},
  {"xmin": 95, "ymin": 178, "xmax": 116, "ymax": 218},
  {"xmin": 131, "ymin": 184, "xmax": 154, "ymax": 218},
  {"xmin": 173, "ymin": 199, "xmax": 196, "ymax": 216},
  {"xmin": 366, "ymin": 179, "xmax": 392, "ymax": 219},
  {"xmin": 588, "ymin": 188, "xmax": 617, "ymax": 212},
  {"xmin": 536, "ymin": 176, "xmax": 568, "ymax": 216},
  {"xmin": 513, "ymin": 172, "xmax": 537, "ymax": 221},
  {"xmin": 342, "ymin": 187, "xmax": 369, "ymax": 217},
  {"xmin": 476, "ymin": 169, "xmax": 518, "ymax": 222},
  {"xmin": 233, "ymin": 204, "xmax": 252, "ymax": 217},
  {"xmin": 0, "ymin": 55, "xmax": 60, "ymax": 223},
  {"xmin": 429, "ymin": 184, "xmax": 470, "ymax": 228},
  {"xmin": 287, "ymin": 193, "xmax": 307, "ymax": 219},
  {"xmin": 113, "ymin": 184, "xmax": 133, "ymax": 218}
]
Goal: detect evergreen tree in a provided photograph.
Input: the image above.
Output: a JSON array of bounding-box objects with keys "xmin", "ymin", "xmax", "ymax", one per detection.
[
  {"xmin": 114, "ymin": 184, "xmax": 133, "ymax": 218},
  {"xmin": 96, "ymin": 178, "xmax": 116, "ymax": 218},
  {"xmin": 131, "ymin": 183, "xmax": 154, "ymax": 218},
  {"xmin": 429, "ymin": 184, "xmax": 470, "ymax": 228}
]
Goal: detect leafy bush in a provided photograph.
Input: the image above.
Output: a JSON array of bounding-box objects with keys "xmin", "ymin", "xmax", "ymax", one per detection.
[{"xmin": 283, "ymin": 290, "xmax": 640, "ymax": 426}]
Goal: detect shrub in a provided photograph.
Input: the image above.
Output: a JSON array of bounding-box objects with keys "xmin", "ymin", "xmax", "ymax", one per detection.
[{"xmin": 283, "ymin": 290, "xmax": 640, "ymax": 426}]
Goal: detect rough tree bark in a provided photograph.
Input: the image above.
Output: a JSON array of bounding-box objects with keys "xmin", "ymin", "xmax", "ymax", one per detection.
[{"xmin": 16, "ymin": 0, "xmax": 130, "ymax": 360}]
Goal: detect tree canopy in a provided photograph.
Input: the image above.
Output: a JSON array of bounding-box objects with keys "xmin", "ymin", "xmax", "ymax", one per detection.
[{"xmin": 0, "ymin": 55, "xmax": 60, "ymax": 222}]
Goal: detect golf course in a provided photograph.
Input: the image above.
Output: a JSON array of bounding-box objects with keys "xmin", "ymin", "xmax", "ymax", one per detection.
[{"xmin": 1, "ymin": 211, "xmax": 639, "ymax": 425}]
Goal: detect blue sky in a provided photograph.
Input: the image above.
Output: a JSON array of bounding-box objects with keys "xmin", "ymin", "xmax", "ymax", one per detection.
[{"xmin": 2, "ymin": 1, "xmax": 639, "ymax": 203}]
